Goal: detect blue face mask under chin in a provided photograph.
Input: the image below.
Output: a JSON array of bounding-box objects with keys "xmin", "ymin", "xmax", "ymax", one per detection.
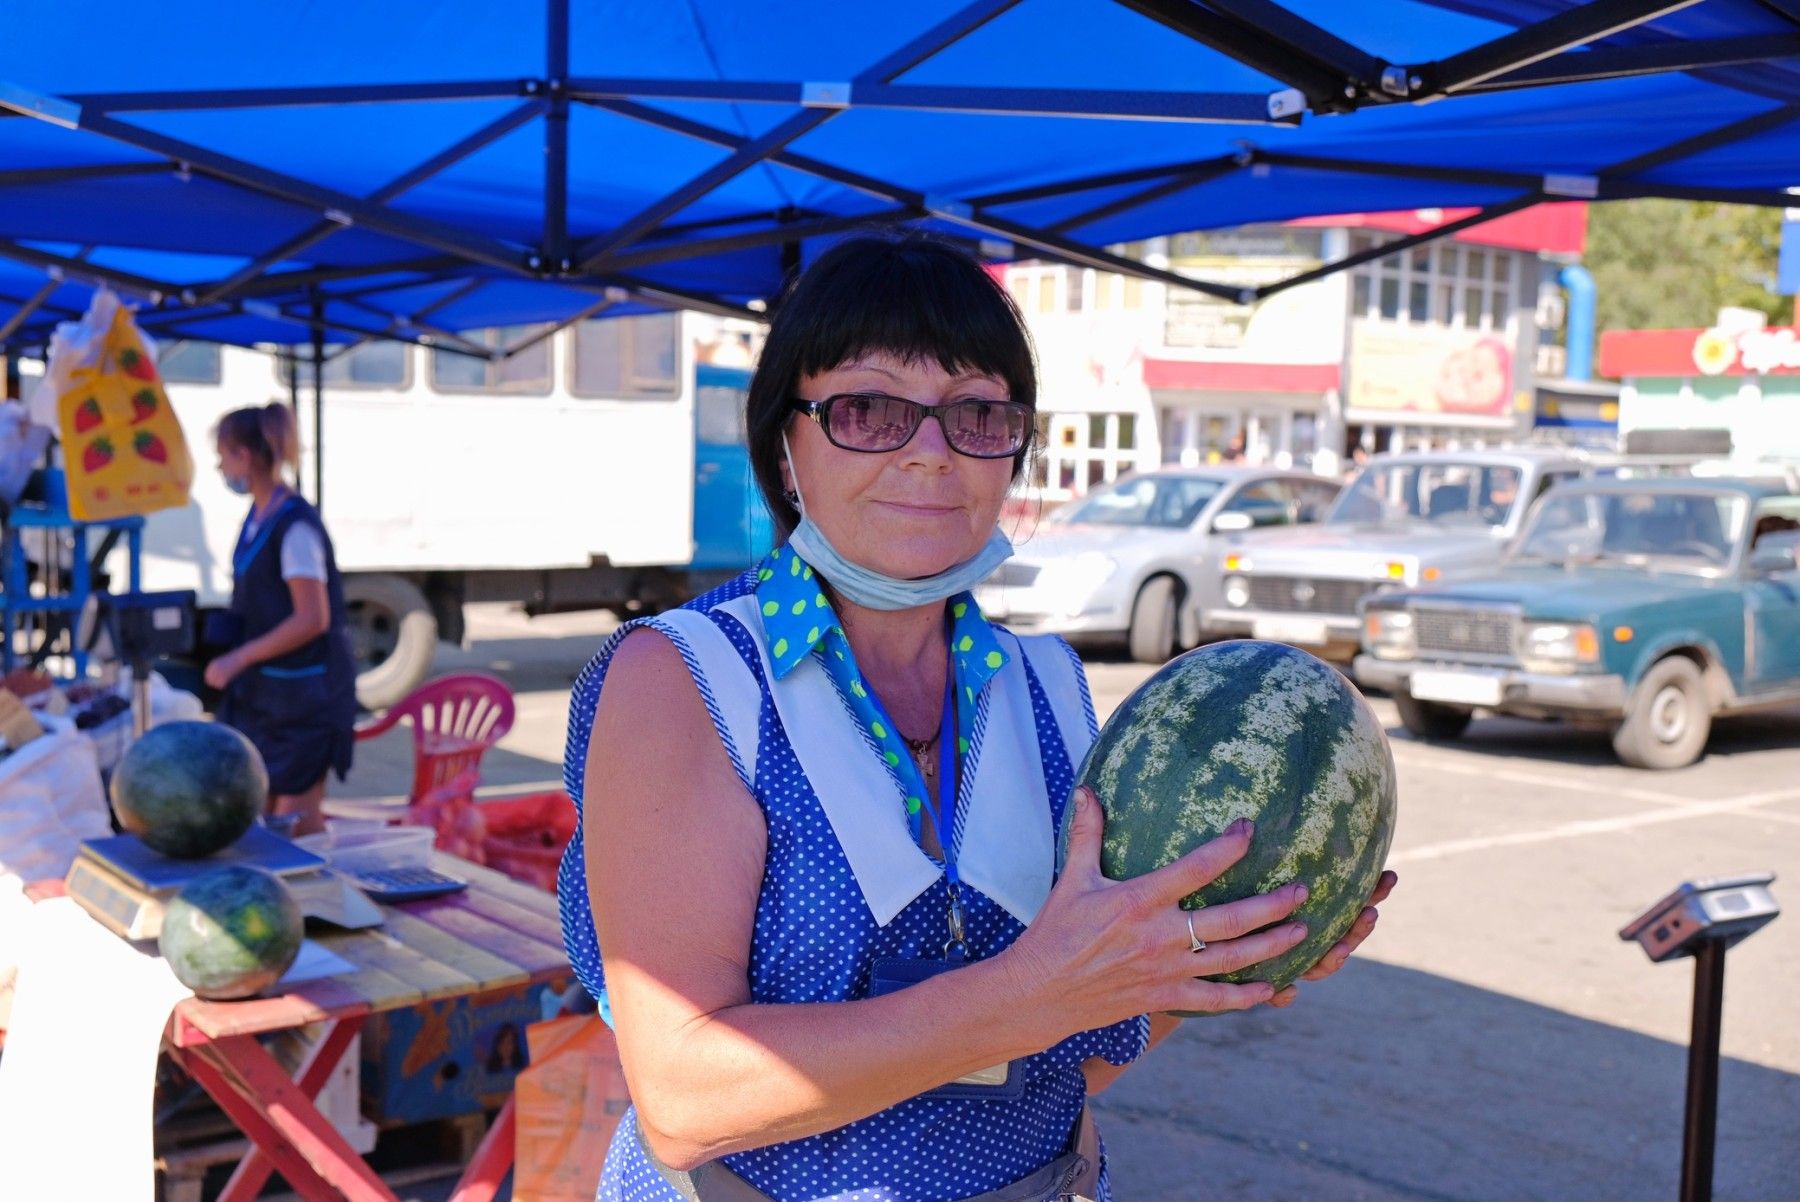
[{"xmin": 782, "ymin": 431, "xmax": 1014, "ymax": 611}]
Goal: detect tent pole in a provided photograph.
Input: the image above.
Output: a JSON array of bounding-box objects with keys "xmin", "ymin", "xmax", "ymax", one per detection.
[
  {"xmin": 310, "ymin": 291, "xmax": 325, "ymax": 509},
  {"xmin": 587, "ymin": 97, "xmax": 1247, "ymax": 300},
  {"xmin": 1048, "ymin": 159, "xmax": 1241, "ymax": 234},
  {"xmin": 545, "ymin": 0, "xmax": 571, "ymax": 271},
  {"xmin": 574, "ymin": 0, "xmax": 1020, "ymax": 271},
  {"xmin": 1409, "ymin": 0, "xmax": 1703, "ymax": 98},
  {"xmin": 0, "ymin": 278, "xmax": 59, "ymax": 346},
  {"xmin": 1252, "ymin": 195, "xmax": 1544, "ymax": 302}
]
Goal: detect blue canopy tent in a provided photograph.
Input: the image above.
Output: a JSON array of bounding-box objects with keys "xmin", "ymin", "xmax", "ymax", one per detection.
[{"xmin": 1, "ymin": 0, "xmax": 1799, "ymax": 361}]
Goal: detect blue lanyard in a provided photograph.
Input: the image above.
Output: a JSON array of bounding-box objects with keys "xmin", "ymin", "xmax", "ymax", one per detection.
[
  {"xmin": 921, "ymin": 669, "xmax": 960, "ymax": 886},
  {"xmin": 864, "ymin": 656, "xmax": 969, "ymax": 958}
]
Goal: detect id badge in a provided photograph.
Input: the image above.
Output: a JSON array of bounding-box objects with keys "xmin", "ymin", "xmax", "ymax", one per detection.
[{"xmin": 867, "ymin": 956, "xmax": 1026, "ymax": 1100}]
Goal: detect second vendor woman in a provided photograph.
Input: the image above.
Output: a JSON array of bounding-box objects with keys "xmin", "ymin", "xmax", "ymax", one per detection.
[{"xmin": 204, "ymin": 402, "xmax": 356, "ymax": 836}]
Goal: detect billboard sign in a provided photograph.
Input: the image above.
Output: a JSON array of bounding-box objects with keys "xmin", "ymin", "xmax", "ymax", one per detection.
[{"xmin": 1346, "ymin": 322, "xmax": 1515, "ymax": 423}]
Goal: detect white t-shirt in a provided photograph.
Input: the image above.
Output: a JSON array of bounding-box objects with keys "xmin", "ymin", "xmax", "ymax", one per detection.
[
  {"xmin": 243, "ymin": 497, "xmax": 328, "ymax": 583},
  {"xmin": 278, "ymin": 522, "xmax": 327, "ymax": 583}
]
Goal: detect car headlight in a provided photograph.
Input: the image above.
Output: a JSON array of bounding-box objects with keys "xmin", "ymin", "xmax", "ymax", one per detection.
[
  {"xmin": 1033, "ymin": 552, "xmax": 1117, "ymax": 614},
  {"xmin": 1363, "ymin": 609, "xmax": 1416, "ymax": 659},
  {"xmin": 1519, "ymin": 622, "xmax": 1600, "ymax": 674},
  {"xmin": 1223, "ymin": 575, "xmax": 1250, "ymax": 608}
]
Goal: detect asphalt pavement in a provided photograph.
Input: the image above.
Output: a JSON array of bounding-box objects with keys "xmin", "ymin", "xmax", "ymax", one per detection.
[{"xmin": 337, "ymin": 606, "xmax": 1800, "ymax": 1202}]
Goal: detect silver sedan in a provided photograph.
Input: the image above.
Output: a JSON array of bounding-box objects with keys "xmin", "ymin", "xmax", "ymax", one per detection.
[{"xmin": 977, "ymin": 467, "xmax": 1341, "ymax": 662}]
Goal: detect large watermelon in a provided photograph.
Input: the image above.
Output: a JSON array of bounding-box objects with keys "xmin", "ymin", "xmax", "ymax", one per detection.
[
  {"xmin": 1059, "ymin": 641, "xmax": 1395, "ymax": 999},
  {"xmin": 158, "ymin": 865, "xmax": 304, "ymax": 1000},
  {"xmin": 111, "ymin": 721, "xmax": 268, "ymax": 859}
]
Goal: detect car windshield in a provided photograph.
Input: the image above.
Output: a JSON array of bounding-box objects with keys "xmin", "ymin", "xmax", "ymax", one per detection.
[
  {"xmin": 1329, "ymin": 462, "xmax": 1524, "ymax": 528},
  {"xmin": 1056, "ymin": 475, "xmax": 1222, "ymax": 528},
  {"xmin": 1513, "ymin": 491, "xmax": 1744, "ymax": 570}
]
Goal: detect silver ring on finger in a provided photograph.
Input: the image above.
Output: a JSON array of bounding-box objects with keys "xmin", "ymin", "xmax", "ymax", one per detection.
[{"xmin": 1186, "ymin": 911, "xmax": 1206, "ymax": 954}]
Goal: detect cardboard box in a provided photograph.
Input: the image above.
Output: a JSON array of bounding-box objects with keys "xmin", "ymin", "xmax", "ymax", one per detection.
[{"xmin": 360, "ymin": 976, "xmax": 572, "ymax": 1126}]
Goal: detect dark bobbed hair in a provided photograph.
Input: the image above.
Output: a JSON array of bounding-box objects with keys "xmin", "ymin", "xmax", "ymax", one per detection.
[{"xmin": 746, "ymin": 233, "xmax": 1038, "ymax": 539}]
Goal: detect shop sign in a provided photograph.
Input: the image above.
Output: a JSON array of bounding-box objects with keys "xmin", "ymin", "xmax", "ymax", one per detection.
[
  {"xmin": 1346, "ymin": 321, "xmax": 1515, "ymax": 422},
  {"xmin": 1163, "ymin": 258, "xmax": 1319, "ymax": 350},
  {"xmin": 1693, "ymin": 326, "xmax": 1800, "ymax": 376},
  {"xmin": 1598, "ymin": 326, "xmax": 1800, "ymax": 378},
  {"xmin": 1168, "ymin": 226, "xmax": 1326, "ymax": 259}
]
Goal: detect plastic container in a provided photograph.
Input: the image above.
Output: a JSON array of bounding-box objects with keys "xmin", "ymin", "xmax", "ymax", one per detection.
[
  {"xmin": 326, "ymin": 824, "xmax": 436, "ymax": 874},
  {"xmin": 476, "ymin": 791, "xmax": 577, "ymax": 892},
  {"xmin": 324, "ymin": 816, "xmax": 391, "ymax": 843}
]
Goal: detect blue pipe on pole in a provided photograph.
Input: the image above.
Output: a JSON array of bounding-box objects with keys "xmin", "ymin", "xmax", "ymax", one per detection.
[{"xmin": 1559, "ymin": 263, "xmax": 1595, "ymax": 382}]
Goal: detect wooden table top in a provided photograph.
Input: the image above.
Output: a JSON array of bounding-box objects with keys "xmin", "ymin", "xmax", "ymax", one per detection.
[{"xmin": 168, "ymin": 853, "xmax": 571, "ymax": 1048}]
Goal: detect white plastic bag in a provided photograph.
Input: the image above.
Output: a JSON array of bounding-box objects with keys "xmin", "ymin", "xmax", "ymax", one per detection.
[
  {"xmin": 0, "ymin": 399, "xmax": 50, "ymax": 507},
  {"xmin": 0, "ymin": 712, "xmax": 109, "ymax": 885},
  {"xmin": 0, "ymin": 780, "xmax": 72, "ymax": 885}
]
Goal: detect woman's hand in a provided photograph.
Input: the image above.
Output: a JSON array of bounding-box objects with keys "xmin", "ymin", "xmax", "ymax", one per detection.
[
  {"xmin": 1001, "ymin": 785, "xmax": 1310, "ymax": 1040},
  {"xmin": 204, "ymin": 650, "xmax": 247, "ymax": 691},
  {"xmin": 1266, "ymin": 869, "xmax": 1398, "ymax": 1009}
]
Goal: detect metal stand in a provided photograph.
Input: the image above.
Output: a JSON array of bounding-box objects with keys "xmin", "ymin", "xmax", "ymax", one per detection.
[
  {"xmin": 1680, "ymin": 939, "xmax": 1727, "ymax": 1202},
  {"xmin": 1620, "ymin": 873, "xmax": 1781, "ymax": 1202},
  {"xmin": 0, "ymin": 471, "xmax": 144, "ymax": 676},
  {"xmin": 131, "ymin": 662, "xmax": 152, "ymax": 739}
]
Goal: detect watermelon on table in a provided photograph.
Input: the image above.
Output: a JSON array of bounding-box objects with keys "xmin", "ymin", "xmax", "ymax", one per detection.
[
  {"xmin": 111, "ymin": 721, "xmax": 268, "ymax": 859},
  {"xmin": 1060, "ymin": 640, "xmax": 1396, "ymax": 1000},
  {"xmin": 158, "ymin": 865, "xmax": 304, "ymax": 1000}
]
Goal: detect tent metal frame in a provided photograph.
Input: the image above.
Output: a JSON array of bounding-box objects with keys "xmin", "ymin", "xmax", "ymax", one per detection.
[{"xmin": 1, "ymin": 0, "xmax": 1799, "ymax": 353}]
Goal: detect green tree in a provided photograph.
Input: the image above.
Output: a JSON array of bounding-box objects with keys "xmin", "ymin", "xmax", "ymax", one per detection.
[{"xmin": 1584, "ymin": 199, "xmax": 1787, "ymax": 333}]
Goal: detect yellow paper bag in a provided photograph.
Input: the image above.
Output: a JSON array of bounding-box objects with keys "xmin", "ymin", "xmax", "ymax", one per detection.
[{"xmin": 54, "ymin": 294, "xmax": 193, "ymax": 521}]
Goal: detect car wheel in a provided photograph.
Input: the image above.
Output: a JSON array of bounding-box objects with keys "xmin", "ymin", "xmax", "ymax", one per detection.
[
  {"xmin": 1613, "ymin": 655, "xmax": 1712, "ymax": 770},
  {"xmin": 1128, "ymin": 576, "xmax": 1179, "ymax": 664},
  {"xmin": 1396, "ymin": 693, "xmax": 1473, "ymax": 741},
  {"xmin": 343, "ymin": 573, "xmax": 439, "ymax": 710}
]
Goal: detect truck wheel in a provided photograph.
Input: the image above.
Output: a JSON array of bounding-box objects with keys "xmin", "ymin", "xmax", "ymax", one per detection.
[
  {"xmin": 343, "ymin": 574, "xmax": 439, "ymax": 710},
  {"xmin": 1613, "ymin": 656, "xmax": 1711, "ymax": 770},
  {"xmin": 1396, "ymin": 693, "xmax": 1473, "ymax": 741},
  {"xmin": 1128, "ymin": 576, "xmax": 1179, "ymax": 664}
]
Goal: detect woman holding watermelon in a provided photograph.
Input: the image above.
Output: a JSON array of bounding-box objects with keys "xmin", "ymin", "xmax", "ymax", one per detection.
[
  {"xmin": 562, "ymin": 236, "xmax": 1394, "ymax": 1201},
  {"xmin": 202, "ymin": 403, "xmax": 357, "ymax": 837}
]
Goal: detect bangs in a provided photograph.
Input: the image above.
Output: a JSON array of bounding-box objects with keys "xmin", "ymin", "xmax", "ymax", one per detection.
[
  {"xmin": 785, "ymin": 238, "xmax": 1034, "ymax": 404},
  {"xmin": 745, "ymin": 232, "xmax": 1039, "ymax": 538}
]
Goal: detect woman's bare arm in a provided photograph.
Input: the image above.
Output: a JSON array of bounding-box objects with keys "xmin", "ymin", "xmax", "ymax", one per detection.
[
  {"xmin": 589, "ymin": 632, "xmax": 1300, "ymax": 1170},
  {"xmin": 588, "ymin": 630, "xmax": 1054, "ymax": 1168}
]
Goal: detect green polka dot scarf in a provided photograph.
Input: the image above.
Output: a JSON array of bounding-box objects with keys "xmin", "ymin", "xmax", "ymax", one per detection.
[{"xmin": 756, "ymin": 543, "xmax": 1011, "ymax": 845}]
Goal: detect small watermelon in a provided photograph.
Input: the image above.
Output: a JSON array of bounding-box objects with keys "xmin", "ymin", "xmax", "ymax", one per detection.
[
  {"xmin": 111, "ymin": 721, "xmax": 268, "ymax": 859},
  {"xmin": 1059, "ymin": 641, "xmax": 1396, "ymax": 1001},
  {"xmin": 159, "ymin": 865, "xmax": 304, "ymax": 999}
]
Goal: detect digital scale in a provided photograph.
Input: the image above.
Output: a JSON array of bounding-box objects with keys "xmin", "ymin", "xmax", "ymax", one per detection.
[{"xmin": 66, "ymin": 825, "xmax": 384, "ymax": 941}]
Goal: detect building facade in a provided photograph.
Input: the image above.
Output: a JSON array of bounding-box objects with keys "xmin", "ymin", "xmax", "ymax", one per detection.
[{"xmin": 1001, "ymin": 205, "xmax": 1588, "ymax": 499}]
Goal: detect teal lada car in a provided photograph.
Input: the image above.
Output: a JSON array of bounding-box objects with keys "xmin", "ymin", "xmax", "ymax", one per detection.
[{"xmin": 1354, "ymin": 478, "xmax": 1800, "ymax": 769}]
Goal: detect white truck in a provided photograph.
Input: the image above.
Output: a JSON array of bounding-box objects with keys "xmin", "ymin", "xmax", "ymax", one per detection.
[{"xmin": 134, "ymin": 313, "xmax": 764, "ymax": 706}]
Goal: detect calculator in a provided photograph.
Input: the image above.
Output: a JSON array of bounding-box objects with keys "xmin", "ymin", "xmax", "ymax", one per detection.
[{"xmin": 340, "ymin": 866, "xmax": 469, "ymax": 903}]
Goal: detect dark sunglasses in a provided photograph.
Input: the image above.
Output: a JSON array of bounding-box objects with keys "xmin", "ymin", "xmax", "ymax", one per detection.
[{"xmin": 789, "ymin": 392, "xmax": 1032, "ymax": 459}]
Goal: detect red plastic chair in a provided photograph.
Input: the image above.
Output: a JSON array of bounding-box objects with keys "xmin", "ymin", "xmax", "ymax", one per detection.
[{"xmin": 354, "ymin": 672, "xmax": 516, "ymax": 817}]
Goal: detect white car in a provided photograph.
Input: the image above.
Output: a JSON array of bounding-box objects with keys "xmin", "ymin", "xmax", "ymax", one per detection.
[
  {"xmin": 978, "ymin": 467, "xmax": 1341, "ymax": 662},
  {"xmin": 1203, "ymin": 449, "xmax": 1587, "ymax": 663}
]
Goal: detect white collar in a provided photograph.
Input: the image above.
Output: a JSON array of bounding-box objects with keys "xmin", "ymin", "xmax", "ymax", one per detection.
[{"xmin": 717, "ymin": 593, "xmax": 1053, "ymax": 928}]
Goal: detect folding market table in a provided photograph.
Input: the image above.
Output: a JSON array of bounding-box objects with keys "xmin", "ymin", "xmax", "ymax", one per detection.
[{"xmin": 158, "ymin": 852, "xmax": 572, "ymax": 1202}]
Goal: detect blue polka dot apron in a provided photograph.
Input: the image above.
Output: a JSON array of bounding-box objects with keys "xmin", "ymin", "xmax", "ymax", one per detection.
[{"xmin": 559, "ymin": 555, "xmax": 1147, "ymax": 1202}]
